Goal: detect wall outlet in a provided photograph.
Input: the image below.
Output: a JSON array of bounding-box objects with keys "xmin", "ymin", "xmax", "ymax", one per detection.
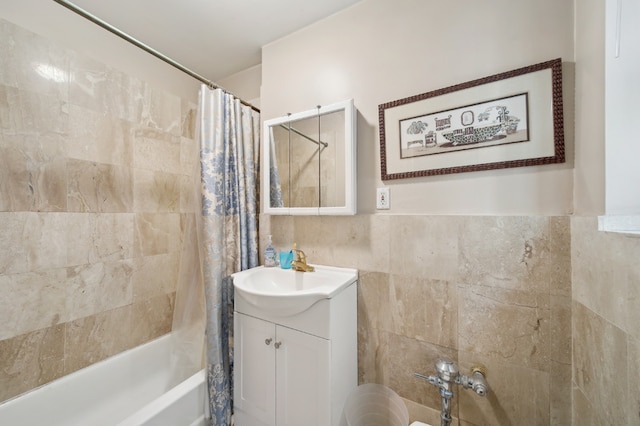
[{"xmin": 376, "ymin": 187, "xmax": 390, "ymax": 210}]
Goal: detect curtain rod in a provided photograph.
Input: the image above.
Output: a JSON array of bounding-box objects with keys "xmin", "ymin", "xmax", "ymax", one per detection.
[
  {"xmin": 279, "ymin": 124, "xmax": 328, "ymax": 149},
  {"xmin": 52, "ymin": 0, "xmax": 260, "ymax": 113}
]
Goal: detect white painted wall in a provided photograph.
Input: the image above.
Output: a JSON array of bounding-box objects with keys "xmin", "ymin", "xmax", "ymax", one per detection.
[
  {"xmin": 218, "ymin": 64, "xmax": 262, "ymax": 108},
  {"xmin": 604, "ymin": 0, "xmax": 640, "ymax": 215},
  {"xmin": 261, "ymin": 0, "xmax": 577, "ymax": 215},
  {"xmin": 574, "ymin": 0, "xmax": 606, "ymax": 215}
]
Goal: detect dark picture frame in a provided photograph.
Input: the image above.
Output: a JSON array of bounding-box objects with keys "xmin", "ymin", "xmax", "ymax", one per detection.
[{"xmin": 378, "ymin": 58, "xmax": 565, "ymax": 180}]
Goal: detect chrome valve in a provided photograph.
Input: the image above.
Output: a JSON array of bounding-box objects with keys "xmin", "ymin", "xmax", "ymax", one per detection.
[{"xmin": 414, "ymin": 358, "xmax": 489, "ymax": 426}]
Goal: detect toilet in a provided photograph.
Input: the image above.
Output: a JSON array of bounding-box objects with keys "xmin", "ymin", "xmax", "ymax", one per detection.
[{"xmin": 341, "ymin": 383, "xmax": 432, "ymax": 426}]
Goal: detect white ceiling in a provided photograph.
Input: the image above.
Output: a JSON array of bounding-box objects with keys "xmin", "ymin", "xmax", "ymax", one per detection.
[{"xmin": 67, "ymin": 0, "xmax": 362, "ymax": 82}]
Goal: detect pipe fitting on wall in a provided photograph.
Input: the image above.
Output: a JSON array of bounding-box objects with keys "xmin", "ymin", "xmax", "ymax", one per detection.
[
  {"xmin": 457, "ymin": 364, "xmax": 489, "ymax": 396},
  {"xmin": 414, "ymin": 359, "xmax": 489, "ymax": 426}
]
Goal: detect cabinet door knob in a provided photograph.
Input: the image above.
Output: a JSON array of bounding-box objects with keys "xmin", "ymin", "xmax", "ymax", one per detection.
[
  {"xmin": 265, "ymin": 338, "xmax": 273, "ymax": 345},
  {"xmin": 274, "ymin": 341, "xmax": 282, "ymax": 349}
]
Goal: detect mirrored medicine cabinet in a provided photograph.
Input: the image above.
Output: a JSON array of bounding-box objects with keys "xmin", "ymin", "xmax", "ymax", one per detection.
[{"xmin": 263, "ymin": 99, "xmax": 357, "ymax": 215}]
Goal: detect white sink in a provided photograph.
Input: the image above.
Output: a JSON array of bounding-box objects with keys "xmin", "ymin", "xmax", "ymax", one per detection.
[{"xmin": 232, "ymin": 265, "xmax": 358, "ymax": 316}]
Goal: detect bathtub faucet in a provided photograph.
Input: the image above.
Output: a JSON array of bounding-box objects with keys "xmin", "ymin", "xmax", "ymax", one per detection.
[{"xmin": 414, "ymin": 358, "xmax": 489, "ymax": 426}]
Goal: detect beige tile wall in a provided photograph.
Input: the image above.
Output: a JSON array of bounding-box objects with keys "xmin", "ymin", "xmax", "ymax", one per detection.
[
  {"xmin": 267, "ymin": 214, "xmax": 572, "ymax": 426},
  {"xmin": 571, "ymin": 217, "xmax": 640, "ymax": 425},
  {"xmin": 0, "ymin": 19, "xmax": 198, "ymax": 402}
]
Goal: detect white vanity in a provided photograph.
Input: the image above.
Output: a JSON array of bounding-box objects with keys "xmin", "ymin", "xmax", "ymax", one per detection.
[{"xmin": 232, "ymin": 265, "xmax": 358, "ymax": 426}]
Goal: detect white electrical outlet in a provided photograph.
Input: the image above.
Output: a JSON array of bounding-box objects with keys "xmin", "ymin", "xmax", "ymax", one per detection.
[{"xmin": 376, "ymin": 187, "xmax": 390, "ymax": 210}]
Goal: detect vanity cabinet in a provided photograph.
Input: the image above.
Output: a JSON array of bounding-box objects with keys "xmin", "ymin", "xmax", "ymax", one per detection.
[
  {"xmin": 233, "ymin": 282, "xmax": 357, "ymax": 426},
  {"xmin": 234, "ymin": 313, "xmax": 330, "ymax": 426}
]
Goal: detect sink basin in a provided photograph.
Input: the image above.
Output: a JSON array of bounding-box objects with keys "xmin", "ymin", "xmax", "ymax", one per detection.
[{"xmin": 232, "ymin": 265, "xmax": 357, "ymax": 316}]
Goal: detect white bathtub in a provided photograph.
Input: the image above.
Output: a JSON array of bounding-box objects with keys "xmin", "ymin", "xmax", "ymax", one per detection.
[{"xmin": 0, "ymin": 334, "xmax": 207, "ymax": 426}]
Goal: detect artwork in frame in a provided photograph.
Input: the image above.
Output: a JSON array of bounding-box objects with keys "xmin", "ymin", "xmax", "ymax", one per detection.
[{"xmin": 378, "ymin": 58, "xmax": 565, "ymax": 180}]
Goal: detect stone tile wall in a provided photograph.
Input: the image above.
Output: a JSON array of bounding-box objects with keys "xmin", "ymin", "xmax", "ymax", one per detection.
[
  {"xmin": 0, "ymin": 19, "xmax": 198, "ymax": 402},
  {"xmin": 571, "ymin": 217, "xmax": 640, "ymax": 425},
  {"xmin": 267, "ymin": 214, "xmax": 572, "ymax": 426}
]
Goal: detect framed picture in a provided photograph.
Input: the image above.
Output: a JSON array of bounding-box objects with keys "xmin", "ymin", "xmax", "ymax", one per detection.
[{"xmin": 378, "ymin": 58, "xmax": 564, "ymax": 180}]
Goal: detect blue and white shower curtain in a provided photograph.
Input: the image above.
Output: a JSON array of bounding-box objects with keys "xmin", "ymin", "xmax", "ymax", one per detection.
[
  {"xmin": 269, "ymin": 127, "xmax": 284, "ymax": 208},
  {"xmin": 198, "ymin": 86, "xmax": 259, "ymax": 425}
]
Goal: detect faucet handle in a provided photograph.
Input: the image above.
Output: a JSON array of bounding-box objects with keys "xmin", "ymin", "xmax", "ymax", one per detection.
[
  {"xmin": 291, "ymin": 243, "xmax": 306, "ymax": 261},
  {"xmin": 414, "ymin": 372, "xmax": 440, "ymax": 387}
]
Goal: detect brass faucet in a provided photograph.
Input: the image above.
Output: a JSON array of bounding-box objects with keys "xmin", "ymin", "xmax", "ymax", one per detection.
[{"xmin": 291, "ymin": 248, "xmax": 315, "ymax": 272}]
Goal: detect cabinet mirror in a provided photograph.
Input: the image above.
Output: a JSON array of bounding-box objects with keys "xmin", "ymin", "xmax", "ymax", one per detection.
[{"xmin": 263, "ymin": 99, "xmax": 356, "ymax": 215}]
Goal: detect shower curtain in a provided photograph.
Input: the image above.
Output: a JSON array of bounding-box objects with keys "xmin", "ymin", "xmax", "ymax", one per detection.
[
  {"xmin": 269, "ymin": 127, "xmax": 284, "ymax": 208},
  {"xmin": 197, "ymin": 86, "xmax": 260, "ymax": 424}
]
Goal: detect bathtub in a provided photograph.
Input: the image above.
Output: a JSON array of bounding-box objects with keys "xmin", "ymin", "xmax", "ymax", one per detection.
[{"xmin": 0, "ymin": 334, "xmax": 207, "ymax": 426}]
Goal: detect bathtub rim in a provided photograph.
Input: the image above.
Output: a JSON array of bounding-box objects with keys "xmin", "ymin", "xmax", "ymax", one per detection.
[{"xmin": 0, "ymin": 332, "xmax": 207, "ymax": 426}]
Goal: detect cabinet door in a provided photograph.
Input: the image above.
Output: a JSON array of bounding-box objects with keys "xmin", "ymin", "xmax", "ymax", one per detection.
[
  {"xmin": 275, "ymin": 326, "xmax": 331, "ymax": 426},
  {"xmin": 234, "ymin": 313, "xmax": 276, "ymax": 426}
]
